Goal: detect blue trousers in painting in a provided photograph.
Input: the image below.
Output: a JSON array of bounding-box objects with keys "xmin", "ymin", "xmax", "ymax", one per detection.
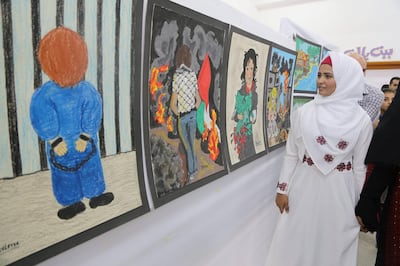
[{"xmin": 178, "ymin": 110, "xmax": 198, "ymax": 177}]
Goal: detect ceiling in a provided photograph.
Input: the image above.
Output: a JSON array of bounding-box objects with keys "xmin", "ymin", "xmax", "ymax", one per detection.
[{"xmin": 250, "ymin": 0, "xmax": 326, "ymax": 10}]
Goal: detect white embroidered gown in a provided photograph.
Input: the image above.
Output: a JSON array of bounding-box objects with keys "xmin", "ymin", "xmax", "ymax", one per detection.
[{"xmin": 265, "ymin": 109, "xmax": 372, "ymax": 266}]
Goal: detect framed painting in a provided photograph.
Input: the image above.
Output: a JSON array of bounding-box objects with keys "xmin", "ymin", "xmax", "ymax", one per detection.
[
  {"xmin": 0, "ymin": 0, "xmax": 149, "ymax": 265},
  {"xmin": 321, "ymin": 46, "xmax": 330, "ymax": 61},
  {"xmin": 264, "ymin": 44, "xmax": 297, "ymax": 151},
  {"xmin": 292, "ymin": 95, "xmax": 314, "ymax": 112},
  {"xmin": 224, "ymin": 26, "xmax": 271, "ymax": 171},
  {"xmin": 143, "ymin": 0, "xmax": 229, "ymax": 207},
  {"xmin": 293, "ymin": 35, "xmax": 322, "ymax": 94}
]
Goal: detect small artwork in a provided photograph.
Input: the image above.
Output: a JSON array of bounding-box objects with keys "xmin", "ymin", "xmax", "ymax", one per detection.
[
  {"xmin": 265, "ymin": 45, "xmax": 296, "ymax": 150},
  {"xmin": 293, "ymin": 35, "xmax": 322, "ymax": 94},
  {"xmin": 292, "ymin": 95, "xmax": 314, "ymax": 111},
  {"xmin": 0, "ymin": 1, "xmax": 148, "ymax": 265},
  {"xmin": 224, "ymin": 27, "xmax": 270, "ymax": 170},
  {"xmin": 143, "ymin": 0, "xmax": 228, "ymax": 207}
]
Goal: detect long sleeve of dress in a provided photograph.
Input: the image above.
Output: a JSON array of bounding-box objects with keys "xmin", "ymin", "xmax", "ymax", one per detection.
[
  {"xmin": 276, "ymin": 111, "xmax": 302, "ymax": 194},
  {"xmin": 352, "ymin": 117, "xmax": 373, "ymax": 199},
  {"xmin": 276, "ymin": 127, "xmax": 298, "ymax": 194}
]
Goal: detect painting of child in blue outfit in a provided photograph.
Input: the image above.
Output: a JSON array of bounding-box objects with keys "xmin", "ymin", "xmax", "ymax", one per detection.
[{"xmin": 30, "ymin": 27, "xmax": 114, "ymax": 220}]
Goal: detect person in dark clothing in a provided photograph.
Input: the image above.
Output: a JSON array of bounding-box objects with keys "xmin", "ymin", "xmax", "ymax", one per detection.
[{"xmin": 356, "ymin": 83, "xmax": 400, "ymax": 266}]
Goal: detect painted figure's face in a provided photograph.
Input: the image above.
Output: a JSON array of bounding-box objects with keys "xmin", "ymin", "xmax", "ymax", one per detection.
[
  {"xmin": 245, "ymin": 59, "xmax": 254, "ymax": 87},
  {"xmin": 317, "ymin": 64, "xmax": 336, "ymax": 97}
]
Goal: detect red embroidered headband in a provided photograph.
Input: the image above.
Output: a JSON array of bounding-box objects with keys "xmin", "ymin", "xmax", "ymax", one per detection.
[{"xmin": 321, "ymin": 56, "xmax": 332, "ymax": 66}]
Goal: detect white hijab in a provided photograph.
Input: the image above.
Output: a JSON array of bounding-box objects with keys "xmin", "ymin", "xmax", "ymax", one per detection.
[{"xmin": 299, "ymin": 51, "xmax": 367, "ymax": 174}]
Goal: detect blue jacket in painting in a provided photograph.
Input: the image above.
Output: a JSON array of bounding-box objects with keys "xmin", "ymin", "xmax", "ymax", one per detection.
[{"xmin": 30, "ymin": 80, "xmax": 105, "ymax": 206}]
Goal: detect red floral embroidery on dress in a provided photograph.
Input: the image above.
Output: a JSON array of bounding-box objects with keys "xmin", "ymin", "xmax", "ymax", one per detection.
[
  {"xmin": 277, "ymin": 182, "xmax": 288, "ymax": 192},
  {"xmin": 316, "ymin": 136, "xmax": 327, "ymax": 145},
  {"xmin": 337, "ymin": 140, "xmax": 348, "ymax": 150},
  {"xmin": 324, "ymin": 154, "xmax": 334, "ymax": 162},
  {"xmin": 337, "ymin": 163, "xmax": 346, "ymax": 172},
  {"xmin": 336, "ymin": 162, "xmax": 352, "ymax": 171},
  {"xmin": 302, "ymin": 155, "xmax": 314, "ymax": 165},
  {"xmin": 303, "ymin": 154, "xmax": 352, "ymax": 171}
]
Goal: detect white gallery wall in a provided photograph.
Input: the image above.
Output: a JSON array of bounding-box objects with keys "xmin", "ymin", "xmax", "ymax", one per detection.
[
  {"xmin": 223, "ymin": 0, "xmax": 399, "ymax": 61},
  {"xmin": 222, "ymin": 0, "xmax": 400, "ymax": 88}
]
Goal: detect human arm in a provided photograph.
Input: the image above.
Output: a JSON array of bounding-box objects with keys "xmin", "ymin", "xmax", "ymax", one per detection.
[
  {"xmin": 30, "ymin": 82, "xmax": 67, "ymax": 156},
  {"xmin": 170, "ymin": 92, "xmax": 178, "ymax": 116},
  {"xmin": 355, "ymin": 163, "xmax": 397, "ymax": 232},
  {"xmin": 372, "ymin": 118, "xmax": 380, "ymax": 129},
  {"xmin": 231, "ymin": 92, "xmax": 241, "ymax": 122},
  {"xmin": 250, "ymin": 91, "xmax": 258, "ymax": 123},
  {"xmin": 192, "ymin": 71, "xmax": 201, "ymax": 110},
  {"xmin": 170, "ymin": 73, "xmax": 179, "ymax": 116},
  {"xmin": 352, "ymin": 117, "xmax": 373, "ymax": 199},
  {"xmin": 30, "ymin": 83, "xmax": 60, "ymax": 141},
  {"xmin": 77, "ymin": 82, "xmax": 102, "ymax": 152},
  {"xmin": 80, "ymin": 82, "xmax": 102, "ymax": 136},
  {"xmin": 356, "ymin": 216, "xmax": 369, "ymax": 233},
  {"xmin": 354, "ymin": 115, "xmax": 391, "ymax": 232},
  {"xmin": 195, "ymin": 89, "xmax": 201, "ymax": 110},
  {"xmin": 275, "ymin": 111, "xmax": 301, "ymax": 213}
]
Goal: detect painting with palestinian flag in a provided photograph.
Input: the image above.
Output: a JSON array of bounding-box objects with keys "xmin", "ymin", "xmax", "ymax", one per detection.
[{"xmin": 143, "ymin": 0, "xmax": 229, "ymax": 207}]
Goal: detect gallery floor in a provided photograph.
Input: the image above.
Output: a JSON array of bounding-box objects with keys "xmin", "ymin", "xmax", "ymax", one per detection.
[{"xmin": 358, "ymin": 231, "xmax": 377, "ymax": 266}]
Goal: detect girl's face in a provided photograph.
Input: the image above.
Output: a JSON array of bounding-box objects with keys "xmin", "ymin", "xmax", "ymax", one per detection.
[
  {"xmin": 317, "ymin": 64, "xmax": 336, "ymax": 97},
  {"xmin": 382, "ymin": 91, "xmax": 395, "ymax": 112},
  {"xmin": 245, "ymin": 59, "xmax": 254, "ymax": 86}
]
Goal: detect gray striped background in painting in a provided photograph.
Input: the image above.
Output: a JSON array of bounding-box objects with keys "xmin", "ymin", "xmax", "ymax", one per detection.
[{"xmin": 0, "ymin": 0, "xmax": 139, "ymax": 178}]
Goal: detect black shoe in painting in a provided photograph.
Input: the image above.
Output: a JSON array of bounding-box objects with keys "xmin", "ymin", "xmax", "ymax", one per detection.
[
  {"xmin": 89, "ymin": 192, "xmax": 114, "ymax": 209},
  {"xmin": 57, "ymin": 201, "xmax": 86, "ymax": 220}
]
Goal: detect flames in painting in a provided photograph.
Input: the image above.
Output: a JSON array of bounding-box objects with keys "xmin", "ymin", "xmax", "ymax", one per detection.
[{"xmin": 149, "ymin": 54, "xmax": 221, "ymax": 163}]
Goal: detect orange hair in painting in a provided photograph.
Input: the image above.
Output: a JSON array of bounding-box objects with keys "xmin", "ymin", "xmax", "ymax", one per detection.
[{"xmin": 38, "ymin": 27, "xmax": 88, "ymax": 87}]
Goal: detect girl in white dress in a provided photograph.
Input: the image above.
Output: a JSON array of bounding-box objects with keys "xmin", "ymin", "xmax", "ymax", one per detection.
[{"xmin": 265, "ymin": 52, "xmax": 373, "ymax": 266}]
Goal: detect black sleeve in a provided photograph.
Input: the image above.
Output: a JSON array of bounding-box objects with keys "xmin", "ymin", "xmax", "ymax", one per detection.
[{"xmin": 355, "ymin": 163, "xmax": 397, "ymax": 231}]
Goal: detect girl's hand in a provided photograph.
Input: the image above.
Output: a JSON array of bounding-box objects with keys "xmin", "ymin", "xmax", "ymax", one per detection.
[
  {"xmin": 276, "ymin": 193, "xmax": 289, "ymax": 214},
  {"xmin": 356, "ymin": 216, "xmax": 369, "ymax": 232}
]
